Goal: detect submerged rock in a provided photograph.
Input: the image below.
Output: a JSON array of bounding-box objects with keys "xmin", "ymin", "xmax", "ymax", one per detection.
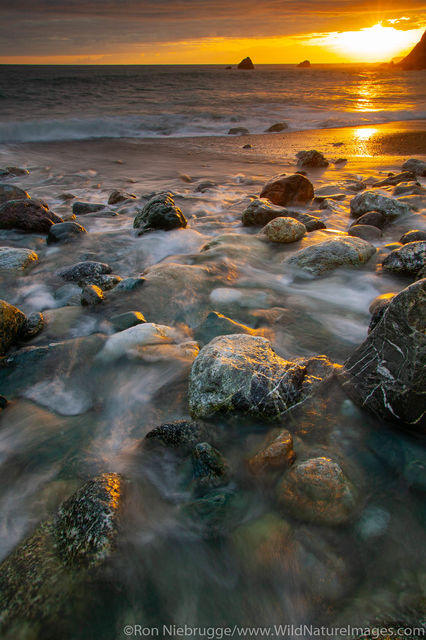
[
  {"xmin": 144, "ymin": 420, "xmax": 208, "ymax": 453},
  {"xmin": 402, "ymin": 158, "xmax": 426, "ymax": 176},
  {"xmin": 276, "ymin": 457, "xmax": 358, "ymax": 525},
  {"xmin": 266, "ymin": 122, "xmax": 288, "ymax": 132},
  {"xmin": 0, "ymin": 299, "xmax": 26, "ymax": 355},
  {"xmin": 0, "ymin": 183, "xmax": 29, "ymax": 205},
  {"xmin": 189, "ymin": 334, "xmax": 339, "ymax": 420},
  {"xmin": 191, "ymin": 442, "xmax": 229, "ymax": 496},
  {"xmin": 47, "ymin": 221, "xmax": 87, "ymax": 244},
  {"xmin": 340, "ymin": 279, "xmax": 426, "ymax": 430},
  {"xmin": 97, "ymin": 322, "xmax": 181, "ymax": 362},
  {"xmin": 348, "ymin": 224, "xmax": 382, "ymax": 242},
  {"xmin": 350, "ymin": 191, "xmax": 410, "ymax": 220},
  {"xmin": 0, "ymin": 199, "xmax": 63, "ymax": 233},
  {"xmin": 382, "ymin": 241, "xmax": 425, "ymax": 277},
  {"xmin": 194, "ymin": 311, "xmax": 258, "ymax": 345},
  {"xmin": 285, "ymin": 236, "xmax": 376, "ymax": 276},
  {"xmin": 57, "ymin": 261, "xmax": 112, "ymax": 285},
  {"xmin": 0, "ymin": 473, "xmax": 124, "ymax": 635},
  {"xmin": 262, "ymin": 216, "xmax": 306, "ymax": 243},
  {"xmin": 0, "ymin": 247, "xmax": 38, "ymax": 272},
  {"xmin": 110, "ymin": 311, "xmax": 146, "ymax": 332},
  {"xmin": 260, "ymin": 173, "xmax": 314, "ymax": 207},
  {"xmin": 72, "ymin": 201, "xmax": 105, "ymax": 215},
  {"xmin": 237, "ymin": 57, "xmax": 254, "ymax": 69},
  {"xmin": 133, "ymin": 192, "xmax": 187, "ymax": 235},
  {"xmin": 107, "ymin": 190, "xmax": 136, "ymax": 205},
  {"xmin": 81, "ymin": 284, "xmax": 104, "ymax": 306},
  {"xmin": 0, "ymin": 167, "xmax": 29, "ymax": 178},
  {"xmin": 247, "ymin": 430, "xmax": 295, "ymax": 475},
  {"xmin": 21, "ymin": 312, "xmax": 44, "ymax": 341},
  {"xmin": 228, "ymin": 127, "xmax": 249, "ymax": 135},
  {"xmin": 296, "ymin": 150, "xmax": 329, "ymax": 168}
]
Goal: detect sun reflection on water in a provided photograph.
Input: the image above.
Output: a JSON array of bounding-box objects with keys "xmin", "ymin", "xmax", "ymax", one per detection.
[{"xmin": 354, "ymin": 127, "xmax": 379, "ymax": 140}]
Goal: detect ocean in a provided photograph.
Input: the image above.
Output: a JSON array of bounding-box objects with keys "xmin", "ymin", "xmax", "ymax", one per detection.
[{"xmin": 1, "ymin": 63, "xmax": 426, "ymax": 142}]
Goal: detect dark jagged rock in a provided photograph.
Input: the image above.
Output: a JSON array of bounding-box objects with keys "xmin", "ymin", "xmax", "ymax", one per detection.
[
  {"xmin": 400, "ymin": 229, "xmax": 426, "ymax": 244},
  {"xmin": 133, "ymin": 192, "xmax": 187, "ymax": 235},
  {"xmin": 57, "ymin": 261, "xmax": 112, "ymax": 285},
  {"xmin": 144, "ymin": 420, "xmax": 209, "ymax": 453},
  {"xmin": 350, "ymin": 191, "xmax": 410, "ymax": 220},
  {"xmin": 296, "ymin": 150, "xmax": 329, "ymax": 168},
  {"xmin": 260, "ymin": 174, "xmax": 314, "ymax": 207},
  {"xmin": 46, "ymin": 221, "xmax": 87, "ymax": 244},
  {"xmin": 237, "ymin": 57, "xmax": 254, "ymax": 69},
  {"xmin": 0, "ymin": 183, "xmax": 29, "ymax": 205},
  {"xmin": 72, "ymin": 201, "xmax": 105, "ymax": 215},
  {"xmin": 276, "ymin": 457, "xmax": 358, "ymax": 525},
  {"xmin": 298, "ymin": 60, "xmax": 311, "ymax": 68},
  {"xmin": 368, "ymin": 292, "xmax": 396, "ymax": 333},
  {"xmin": 189, "ymin": 334, "xmax": 339, "ymax": 420},
  {"xmin": 0, "ymin": 299, "xmax": 26, "ymax": 355},
  {"xmin": 191, "ymin": 442, "xmax": 229, "ymax": 496},
  {"xmin": 285, "ymin": 236, "xmax": 376, "ymax": 276},
  {"xmin": 402, "ymin": 158, "xmax": 426, "ymax": 176},
  {"xmin": 266, "ymin": 122, "xmax": 288, "ymax": 133},
  {"xmin": 107, "ymin": 190, "xmax": 136, "ymax": 205},
  {"xmin": 0, "ymin": 474, "xmax": 124, "ymax": 636},
  {"xmin": 398, "ymin": 29, "xmax": 426, "ymax": 70},
  {"xmin": 382, "ymin": 241, "xmax": 425, "ymax": 277},
  {"xmin": 340, "ymin": 279, "xmax": 426, "ymax": 429},
  {"xmin": 0, "ymin": 199, "xmax": 63, "ymax": 233}
]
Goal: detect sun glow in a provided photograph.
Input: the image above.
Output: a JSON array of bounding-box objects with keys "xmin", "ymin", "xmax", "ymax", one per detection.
[{"xmin": 314, "ymin": 23, "xmax": 424, "ymax": 62}]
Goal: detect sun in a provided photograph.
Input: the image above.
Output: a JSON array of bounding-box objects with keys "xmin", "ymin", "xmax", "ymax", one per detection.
[{"xmin": 317, "ymin": 23, "xmax": 424, "ymax": 62}]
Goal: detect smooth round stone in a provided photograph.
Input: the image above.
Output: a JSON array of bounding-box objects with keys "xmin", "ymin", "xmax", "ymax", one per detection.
[
  {"xmin": 0, "ymin": 247, "xmax": 38, "ymax": 271},
  {"xmin": 110, "ymin": 311, "xmax": 146, "ymax": 332},
  {"xmin": 21, "ymin": 312, "xmax": 44, "ymax": 340},
  {"xmin": 263, "ymin": 216, "xmax": 306, "ymax": 243},
  {"xmin": 400, "ymin": 229, "xmax": 426, "ymax": 244},
  {"xmin": 81, "ymin": 285, "xmax": 104, "ymax": 306},
  {"xmin": 348, "ymin": 224, "xmax": 382, "ymax": 242},
  {"xmin": 351, "ymin": 211, "xmax": 386, "ymax": 230},
  {"xmin": 47, "ymin": 222, "xmax": 87, "ymax": 244}
]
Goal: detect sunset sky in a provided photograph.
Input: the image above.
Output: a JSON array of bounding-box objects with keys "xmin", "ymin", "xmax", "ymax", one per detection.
[{"xmin": 0, "ymin": 0, "xmax": 425, "ymax": 64}]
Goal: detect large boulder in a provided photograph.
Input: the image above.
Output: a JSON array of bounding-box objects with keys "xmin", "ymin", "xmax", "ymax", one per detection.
[
  {"xmin": 0, "ymin": 184, "xmax": 29, "ymax": 205},
  {"xmin": 276, "ymin": 457, "xmax": 358, "ymax": 525},
  {"xmin": 188, "ymin": 334, "xmax": 338, "ymax": 420},
  {"xmin": 0, "ymin": 199, "xmax": 63, "ymax": 232},
  {"xmin": 0, "ymin": 474, "xmax": 124, "ymax": 636},
  {"xmin": 0, "ymin": 299, "xmax": 26, "ymax": 355},
  {"xmin": 0, "ymin": 247, "xmax": 38, "ymax": 272},
  {"xmin": 401, "ymin": 158, "xmax": 426, "ymax": 176},
  {"xmin": 242, "ymin": 197, "xmax": 323, "ymax": 230},
  {"xmin": 350, "ymin": 191, "xmax": 410, "ymax": 220},
  {"xmin": 340, "ymin": 279, "xmax": 426, "ymax": 430},
  {"xmin": 237, "ymin": 57, "xmax": 254, "ymax": 69},
  {"xmin": 382, "ymin": 241, "xmax": 425, "ymax": 277},
  {"xmin": 260, "ymin": 174, "xmax": 314, "ymax": 207},
  {"xmin": 285, "ymin": 235, "xmax": 376, "ymax": 276},
  {"xmin": 133, "ymin": 192, "xmax": 187, "ymax": 235}
]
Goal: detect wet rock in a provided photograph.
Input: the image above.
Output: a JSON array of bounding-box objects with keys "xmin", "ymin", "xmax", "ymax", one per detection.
[
  {"xmin": 372, "ymin": 171, "xmax": 416, "ymax": 187},
  {"xmin": 382, "ymin": 241, "xmax": 425, "ymax": 277},
  {"xmin": 247, "ymin": 430, "xmax": 295, "ymax": 475},
  {"xmin": 0, "ymin": 183, "xmax": 29, "ymax": 205},
  {"xmin": 0, "ymin": 473, "xmax": 124, "ymax": 635},
  {"xmin": 0, "ymin": 395, "xmax": 7, "ymax": 409},
  {"xmin": 242, "ymin": 197, "xmax": 324, "ymax": 230},
  {"xmin": 348, "ymin": 224, "xmax": 382, "ymax": 242},
  {"xmin": 110, "ymin": 311, "xmax": 146, "ymax": 332},
  {"xmin": 194, "ymin": 311, "xmax": 258, "ymax": 345},
  {"xmin": 260, "ymin": 173, "xmax": 314, "ymax": 207},
  {"xmin": 46, "ymin": 221, "xmax": 87, "ymax": 244},
  {"xmin": 58, "ymin": 261, "xmax": 112, "ymax": 285},
  {"xmin": 296, "ymin": 150, "xmax": 329, "ymax": 168},
  {"xmin": 349, "ymin": 211, "xmax": 386, "ymax": 230},
  {"xmin": 314, "ymin": 193, "xmax": 346, "ymax": 203},
  {"xmin": 94, "ymin": 274, "xmax": 122, "ymax": 291},
  {"xmin": 0, "ymin": 199, "xmax": 63, "ymax": 233},
  {"xmin": 340, "ymin": 279, "xmax": 426, "ymax": 429},
  {"xmin": 393, "ymin": 182, "xmax": 425, "ymax": 196},
  {"xmin": 402, "ymin": 158, "xmax": 426, "ymax": 176},
  {"xmin": 133, "ymin": 192, "xmax": 187, "ymax": 235},
  {"xmin": 400, "ymin": 229, "xmax": 426, "ymax": 244},
  {"xmin": 276, "ymin": 457, "xmax": 358, "ymax": 525},
  {"xmin": 191, "ymin": 442, "xmax": 229, "ymax": 496},
  {"xmin": 0, "ymin": 166, "xmax": 29, "ymax": 178},
  {"xmin": 182, "ymin": 492, "xmax": 236, "ymax": 537},
  {"xmin": 21, "ymin": 312, "xmax": 44, "ymax": 340},
  {"xmin": 97, "ymin": 322, "xmax": 181, "ymax": 362},
  {"xmin": 107, "ymin": 190, "xmax": 136, "ymax": 205},
  {"xmin": 54, "ymin": 284, "xmax": 82, "ymax": 306},
  {"xmin": 237, "ymin": 57, "xmax": 254, "ymax": 69},
  {"xmin": 285, "ymin": 236, "xmax": 376, "ymax": 277},
  {"xmin": 350, "ymin": 191, "xmax": 410, "ymax": 220},
  {"xmin": 113, "ymin": 276, "xmax": 145, "ymax": 292},
  {"xmin": 59, "ymin": 192, "xmax": 75, "ymax": 201},
  {"xmin": 189, "ymin": 334, "xmax": 339, "ymax": 420},
  {"xmin": 72, "ymin": 201, "xmax": 105, "ymax": 215},
  {"xmin": 81, "ymin": 284, "xmax": 104, "ymax": 306},
  {"xmin": 266, "ymin": 122, "xmax": 288, "ymax": 133},
  {"xmin": 368, "ymin": 292, "xmax": 396, "ymax": 333},
  {"xmin": 243, "ymin": 144, "xmax": 252, "ymax": 149},
  {"xmin": 228, "ymin": 127, "xmax": 249, "ymax": 135},
  {"xmin": 144, "ymin": 420, "xmax": 208, "ymax": 453},
  {"xmin": 0, "ymin": 300, "xmax": 26, "ymax": 355},
  {"xmin": 262, "ymin": 217, "xmax": 306, "ymax": 243},
  {"xmin": 0, "ymin": 247, "xmax": 38, "ymax": 272},
  {"xmin": 195, "ymin": 181, "xmax": 216, "ymax": 193}
]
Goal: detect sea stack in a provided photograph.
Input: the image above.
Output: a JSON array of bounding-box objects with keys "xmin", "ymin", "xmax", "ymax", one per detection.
[
  {"xmin": 298, "ymin": 60, "xmax": 311, "ymax": 68},
  {"xmin": 238, "ymin": 57, "xmax": 254, "ymax": 69},
  {"xmin": 398, "ymin": 29, "xmax": 426, "ymax": 70}
]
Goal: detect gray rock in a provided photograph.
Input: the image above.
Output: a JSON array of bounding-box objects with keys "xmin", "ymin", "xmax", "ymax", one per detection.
[
  {"xmin": 368, "ymin": 293, "xmax": 396, "ymax": 333},
  {"xmin": 228, "ymin": 127, "xmax": 249, "ymax": 135},
  {"xmin": 0, "ymin": 299, "xmax": 26, "ymax": 355},
  {"xmin": 400, "ymin": 230, "xmax": 426, "ymax": 244},
  {"xmin": 46, "ymin": 221, "xmax": 87, "ymax": 244},
  {"xmin": 21, "ymin": 312, "xmax": 44, "ymax": 341},
  {"xmin": 402, "ymin": 158, "xmax": 426, "ymax": 176},
  {"xmin": 285, "ymin": 236, "xmax": 376, "ymax": 277},
  {"xmin": 0, "ymin": 199, "xmax": 63, "ymax": 233},
  {"xmin": 94, "ymin": 274, "xmax": 122, "ymax": 291},
  {"xmin": 262, "ymin": 216, "xmax": 306, "ymax": 243},
  {"xmin": 260, "ymin": 173, "xmax": 314, "ymax": 207},
  {"xmin": 72, "ymin": 201, "xmax": 105, "ymax": 215},
  {"xmin": 58, "ymin": 261, "xmax": 112, "ymax": 285},
  {"xmin": 195, "ymin": 181, "xmax": 217, "ymax": 193},
  {"xmin": 276, "ymin": 457, "xmax": 358, "ymax": 525},
  {"xmin": 349, "ymin": 211, "xmax": 386, "ymax": 230},
  {"xmin": 393, "ymin": 182, "xmax": 425, "ymax": 196},
  {"xmin": 144, "ymin": 420, "xmax": 208, "ymax": 453},
  {"xmin": 348, "ymin": 224, "xmax": 382, "ymax": 242},
  {"xmin": 113, "ymin": 277, "xmax": 145, "ymax": 292},
  {"xmin": 189, "ymin": 334, "xmax": 339, "ymax": 420},
  {"xmin": 0, "ymin": 183, "xmax": 29, "ymax": 205},
  {"xmin": 372, "ymin": 171, "xmax": 416, "ymax": 187},
  {"xmin": 133, "ymin": 192, "xmax": 187, "ymax": 235},
  {"xmin": 81, "ymin": 285, "xmax": 104, "ymax": 306},
  {"xmin": 191, "ymin": 442, "xmax": 229, "ymax": 496},
  {"xmin": 107, "ymin": 190, "xmax": 136, "ymax": 205},
  {"xmin": 194, "ymin": 311, "xmax": 258, "ymax": 345},
  {"xmin": 296, "ymin": 150, "xmax": 329, "ymax": 168},
  {"xmin": 0, "ymin": 166, "xmax": 29, "ymax": 178},
  {"xmin": 382, "ymin": 241, "xmax": 425, "ymax": 277},
  {"xmin": 0, "ymin": 247, "xmax": 38, "ymax": 272},
  {"xmin": 340, "ymin": 279, "xmax": 426, "ymax": 429},
  {"xmin": 350, "ymin": 191, "xmax": 410, "ymax": 220},
  {"xmin": 110, "ymin": 311, "xmax": 146, "ymax": 332},
  {"xmin": 242, "ymin": 197, "xmax": 323, "ymax": 230},
  {"xmin": 266, "ymin": 122, "xmax": 288, "ymax": 133}
]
